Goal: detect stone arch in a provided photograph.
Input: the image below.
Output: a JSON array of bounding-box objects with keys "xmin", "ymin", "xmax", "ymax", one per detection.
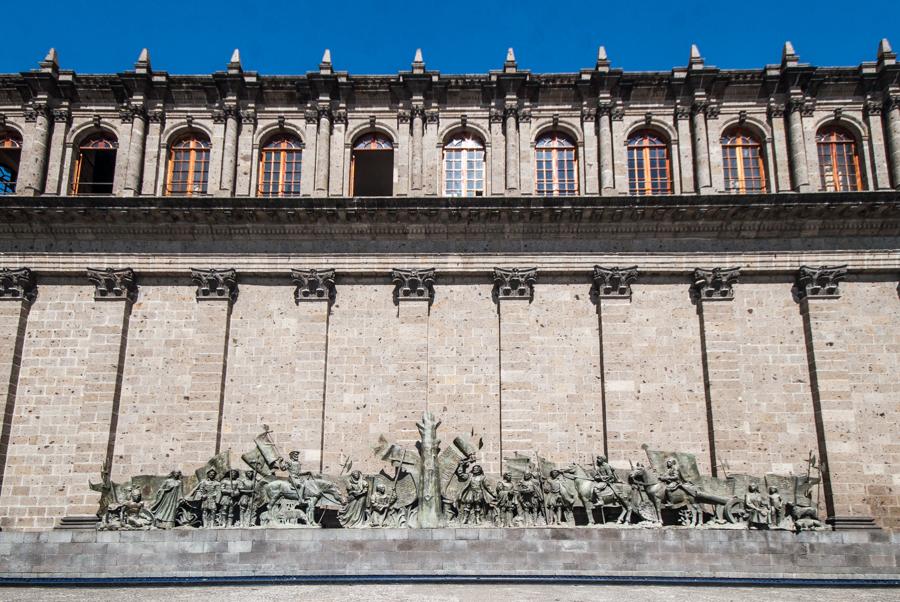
[
  {"xmin": 161, "ymin": 122, "xmax": 214, "ymax": 148},
  {"xmin": 717, "ymin": 116, "xmax": 771, "ymax": 144},
  {"xmin": 531, "ymin": 119, "xmax": 583, "ymax": 146},
  {"xmin": 624, "ymin": 119, "xmax": 677, "ymax": 144},
  {"xmin": 438, "ymin": 122, "xmax": 491, "ymax": 148},
  {"xmin": 66, "ymin": 120, "xmax": 120, "ymax": 147},
  {"xmin": 345, "ymin": 121, "xmax": 399, "ymax": 148},
  {"xmin": 254, "ymin": 122, "xmax": 307, "ymax": 148}
]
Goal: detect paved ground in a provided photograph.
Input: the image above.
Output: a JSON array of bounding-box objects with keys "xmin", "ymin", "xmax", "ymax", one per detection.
[{"xmin": 0, "ymin": 585, "xmax": 897, "ymax": 602}]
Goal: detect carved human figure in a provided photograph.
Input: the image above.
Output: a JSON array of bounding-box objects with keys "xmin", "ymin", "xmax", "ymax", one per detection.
[
  {"xmin": 217, "ymin": 470, "xmax": 241, "ymax": 527},
  {"xmin": 515, "ymin": 471, "xmax": 543, "ymax": 526},
  {"xmin": 120, "ymin": 489, "xmax": 153, "ymax": 530},
  {"xmin": 544, "ymin": 469, "xmax": 576, "ymax": 525},
  {"xmin": 190, "ymin": 469, "xmax": 222, "ymax": 528},
  {"xmin": 368, "ymin": 483, "xmax": 397, "ymax": 527},
  {"xmin": 767, "ymin": 486, "xmax": 785, "ymax": 527},
  {"xmin": 338, "ymin": 470, "xmax": 369, "ymax": 528},
  {"xmin": 150, "ymin": 470, "xmax": 183, "ymax": 528},
  {"xmin": 495, "ymin": 472, "xmax": 518, "ymax": 527},
  {"xmin": 744, "ymin": 482, "xmax": 770, "ymax": 529},
  {"xmin": 279, "ymin": 451, "xmax": 311, "ymax": 492},
  {"xmin": 659, "ymin": 458, "xmax": 698, "ymax": 503},
  {"xmin": 456, "ymin": 464, "xmax": 495, "ymax": 525},
  {"xmin": 236, "ymin": 470, "xmax": 257, "ymax": 527}
]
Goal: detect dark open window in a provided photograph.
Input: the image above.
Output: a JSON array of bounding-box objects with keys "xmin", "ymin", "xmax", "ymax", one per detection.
[
  {"xmin": 73, "ymin": 134, "xmax": 118, "ymax": 194},
  {"xmin": 350, "ymin": 133, "xmax": 393, "ymax": 196},
  {"xmin": 0, "ymin": 132, "xmax": 22, "ymax": 194}
]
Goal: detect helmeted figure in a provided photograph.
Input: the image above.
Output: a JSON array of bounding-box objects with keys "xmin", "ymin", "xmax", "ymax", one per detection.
[
  {"xmin": 149, "ymin": 470, "xmax": 183, "ymax": 528},
  {"xmin": 516, "ymin": 471, "xmax": 543, "ymax": 526},
  {"xmin": 190, "ymin": 468, "xmax": 222, "ymax": 528},
  {"xmin": 659, "ymin": 457, "xmax": 698, "ymax": 504},
  {"xmin": 218, "ymin": 469, "xmax": 240, "ymax": 527},
  {"xmin": 456, "ymin": 463, "xmax": 495, "ymax": 525}
]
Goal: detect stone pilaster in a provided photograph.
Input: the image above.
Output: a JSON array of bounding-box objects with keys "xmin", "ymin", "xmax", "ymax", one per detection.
[
  {"xmin": 190, "ymin": 268, "xmax": 237, "ymax": 456},
  {"xmin": 43, "ymin": 107, "xmax": 70, "ymax": 195},
  {"xmin": 122, "ymin": 107, "xmax": 147, "ymax": 196},
  {"xmin": 691, "ymin": 100, "xmax": 713, "ymax": 193},
  {"xmin": 17, "ymin": 102, "xmax": 51, "ymax": 195},
  {"xmin": 674, "ymin": 106, "xmax": 695, "ymax": 194},
  {"xmin": 692, "ymin": 267, "xmax": 741, "ymax": 477},
  {"xmin": 234, "ymin": 110, "xmax": 255, "ymax": 197},
  {"xmin": 410, "ymin": 107, "xmax": 424, "ymax": 192},
  {"xmin": 886, "ymin": 95, "xmax": 900, "ymax": 189},
  {"xmin": 504, "ymin": 106, "xmax": 519, "ymax": 193},
  {"xmin": 0, "ymin": 269, "xmax": 35, "ymax": 498},
  {"xmin": 315, "ymin": 107, "xmax": 331, "ymax": 195},
  {"xmin": 494, "ymin": 268, "xmax": 537, "ymax": 459},
  {"xmin": 768, "ymin": 102, "xmax": 792, "ymax": 192},
  {"xmin": 863, "ymin": 99, "xmax": 891, "ymax": 190},
  {"xmin": 787, "ymin": 96, "xmax": 811, "ymax": 191},
  {"xmin": 489, "ymin": 109, "xmax": 505, "ymax": 196},
  {"xmin": 392, "ymin": 269, "xmax": 433, "ymax": 444},
  {"xmin": 797, "ymin": 266, "xmax": 875, "ymax": 528},
  {"xmin": 581, "ymin": 107, "xmax": 599, "ymax": 195},
  {"xmin": 597, "ymin": 102, "xmax": 616, "ymax": 195},
  {"xmin": 218, "ymin": 107, "xmax": 239, "ymax": 196},
  {"xmin": 141, "ymin": 111, "xmax": 163, "ymax": 196}
]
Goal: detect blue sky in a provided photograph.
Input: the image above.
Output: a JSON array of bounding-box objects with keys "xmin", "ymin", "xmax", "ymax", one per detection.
[{"xmin": 2, "ymin": 0, "xmax": 898, "ymax": 75}]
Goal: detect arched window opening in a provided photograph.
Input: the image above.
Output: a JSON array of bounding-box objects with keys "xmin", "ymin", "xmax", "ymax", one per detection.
[
  {"xmin": 816, "ymin": 126, "xmax": 862, "ymax": 192},
  {"xmin": 535, "ymin": 132, "xmax": 577, "ymax": 196},
  {"xmin": 721, "ymin": 128, "xmax": 766, "ymax": 193},
  {"xmin": 258, "ymin": 135, "xmax": 303, "ymax": 197},
  {"xmin": 72, "ymin": 134, "xmax": 118, "ymax": 194},
  {"xmin": 166, "ymin": 134, "xmax": 211, "ymax": 196},
  {"xmin": 627, "ymin": 130, "xmax": 671, "ymax": 196},
  {"xmin": 443, "ymin": 134, "xmax": 484, "ymax": 197},
  {"xmin": 0, "ymin": 132, "xmax": 22, "ymax": 195},
  {"xmin": 350, "ymin": 133, "xmax": 393, "ymax": 196}
]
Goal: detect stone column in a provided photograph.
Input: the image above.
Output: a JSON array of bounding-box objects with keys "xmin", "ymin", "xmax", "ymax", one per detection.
[
  {"xmin": 141, "ymin": 111, "xmax": 164, "ymax": 196},
  {"xmin": 315, "ymin": 108, "xmax": 331, "ymax": 195},
  {"xmin": 504, "ymin": 107, "xmax": 519, "ymax": 192},
  {"xmin": 189, "ymin": 269, "xmax": 237, "ymax": 458},
  {"xmin": 692, "ymin": 102, "xmax": 713, "ymax": 193},
  {"xmin": 797, "ymin": 266, "xmax": 876, "ymax": 528},
  {"xmin": 885, "ymin": 96, "xmax": 900, "ymax": 189},
  {"xmin": 218, "ymin": 107, "xmax": 239, "ymax": 196},
  {"xmin": 410, "ymin": 108, "xmax": 424, "ymax": 192},
  {"xmin": 674, "ymin": 108, "xmax": 695, "ymax": 194},
  {"xmin": 0, "ymin": 269, "xmax": 35, "ymax": 497},
  {"xmin": 18, "ymin": 103, "xmax": 51, "ymax": 195},
  {"xmin": 234, "ymin": 110, "xmax": 255, "ymax": 196},
  {"xmin": 787, "ymin": 99, "xmax": 810, "ymax": 191},
  {"xmin": 63, "ymin": 269, "xmax": 137, "ymax": 517},
  {"xmin": 123, "ymin": 110, "xmax": 147, "ymax": 196},
  {"xmin": 489, "ymin": 110, "xmax": 505, "ymax": 195},
  {"xmin": 391, "ymin": 269, "xmax": 435, "ymax": 444},
  {"xmin": 768, "ymin": 104, "xmax": 792, "ymax": 192},
  {"xmin": 494, "ymin": 268, "xmax": 537, "ymax": 459},
  {"xmin": 691, "ymin": 267, "xmax": 742, "ymax": 477},
  {"xmin": 43, "ymin": 108, "xmax": 70, "ymax": 195},
  {"xmin": 592, "ymin": 267, "xmax": 638, "ymax": 459},
  {"xmin": 581, "ymin": 108, "xmax": 599, "ymax": 195},
  {"xmin": 597, "ymin": 103, "xmax": 615, "ymax": 195}
]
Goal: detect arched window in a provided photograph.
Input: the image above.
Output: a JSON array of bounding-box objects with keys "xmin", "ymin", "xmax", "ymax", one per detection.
[
  {"xmin": 72, "ymin": 134, "xmax": 118, "ymax": 194},
  {"xmin": 166, "ymin": 134, "xmax": 210, "ymax": 196},
  {"xmin": 443, "ymin": 134, "xmax": 485, "ymax": 197},
  {"xmin": 258, "ymin": 135, "xmax": 302, "ymax": 197},
  {"xmin": 0, "ymin": 132, "xmax": 22, "ymax": 195},
  {"xmin": 627, "ymin": 131, "xmax": 671, "ymax": 196},
  {"xmin": 816, "ymin": 126, "xmax": 862, "ymax": 192},
  {"xmin": 535, "ymin": 132, "xmax": 577, "ymax": 196},
  {"xmin": 721, "ymin": 128, "xmax": 766, "ymax": 193},
  {"xmin": 350, "ymin": 133, "xmax": 394, "ymax": 196}
]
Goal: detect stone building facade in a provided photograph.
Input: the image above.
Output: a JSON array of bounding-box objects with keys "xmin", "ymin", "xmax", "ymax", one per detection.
[{"xmin": 0, "ymin": 43, "xmax": 897, "ymax": 531}]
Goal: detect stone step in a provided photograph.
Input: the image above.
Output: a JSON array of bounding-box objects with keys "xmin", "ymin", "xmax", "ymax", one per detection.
[{"xmin": 55, "ymin": 515, "xmax": 100, "ymax": 530}]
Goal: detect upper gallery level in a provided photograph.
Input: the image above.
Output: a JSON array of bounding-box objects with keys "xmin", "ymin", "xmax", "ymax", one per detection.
[{"xmin": 0, "ymin": 42, "xmax": 899, "ymax": 200}]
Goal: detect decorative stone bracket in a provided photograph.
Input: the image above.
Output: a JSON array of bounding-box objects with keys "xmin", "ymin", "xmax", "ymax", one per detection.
[
  {"xmin": 592, "ymin": 266, "xmax": 638, "ymax": 299},
  {"xmin": 86, "ymin": 267, "xmax": 137, "ymax": 302},
  {"xmin": 190, "ymin": 268, "xmax": 238, "ymax": 302},
  {"xmin": 391, "ymin": 268, "xmax": 435, "ymax": 302},
  {"xmin": 796, "ymin": 265, "xmax": 848, "ymax": 299},
  {"xmin": 291, "ymin": 268, "xmax": 336, "ymax": 303},
  {"xmin": 0, "ymin": 267, "xmax": 37, "ymax": 303},
  {"xmin": 691, "ymin": 267, "xmax": 741, "ymax": 301},
  {"xmin": 493, "ymin": 267, "xmax": 537, "ymax": 301}
]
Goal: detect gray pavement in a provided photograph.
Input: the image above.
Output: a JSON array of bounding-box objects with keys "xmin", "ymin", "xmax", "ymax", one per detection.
[{"xmin": 0, "ymin": 585, "xmax": 898, "ymax": 602}]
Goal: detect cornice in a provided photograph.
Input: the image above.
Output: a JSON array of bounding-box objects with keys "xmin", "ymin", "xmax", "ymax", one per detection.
[{"xmin": 0, "ymin": 193, "xmax": 897, "ymax": 243}]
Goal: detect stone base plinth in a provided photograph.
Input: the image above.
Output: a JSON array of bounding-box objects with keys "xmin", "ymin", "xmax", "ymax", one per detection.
[{"xmin": 0, "ymin": 527, "xmax": 897, "ymax": 583}]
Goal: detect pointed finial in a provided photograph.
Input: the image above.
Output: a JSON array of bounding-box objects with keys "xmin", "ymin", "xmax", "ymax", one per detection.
[
  {"xmin": 412, "ymin": 48, "xmax": 425, "ymax": 74},
  {"xmin": 781, "ymin": 41, "xmax": 798, "ymax": 68},
  {"xmin": 877, "ymin": 38, "xmax": 896, "ymax": 67},
  {"xmin": 596, "ymin": 46, "xmax": 610, "ymax": 71},
  {"xmin": 320, "ymin": 48, "xmax": 333, "ymax": 74},
  {"xmin": 504, "ymin": 47, "xmax": 517, "ymax": 73},
  {"xmin": 135, "ymin": 48, "xmax": 151, "ymax": 75},
  {"xmin": 228, "ymin": 48, "xmax": 242, "ymax": 74},
  {"xmin": 39, "ymin": 48, "xmax": 59, "ymax": 74},
  {"xmin": 688, "ymin": 44, "xmax": 705, "ymax": 70}
]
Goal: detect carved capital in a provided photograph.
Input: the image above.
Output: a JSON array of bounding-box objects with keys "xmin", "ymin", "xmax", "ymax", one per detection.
[
  {"xmin": 0, "ymin": 268, "xmax": 37, "ymax": 303},
  {"xmin": 885, "ymin": 95, "xmax": 900, "ymax": 112},
  {"xmin": 691, "ymin": 267, "xmax": 741, "ymax": 301},
  {"xmin": 240, "ymin": 109, "xmax": 257, "ymax": 125},
  {"xmin": 148, "ymin": 110, "xmax": 165, "ymax": 124},
  {"xmin": 519, "ymin": 108, "xmax": 532, "ymax": 123},
  {"xmin": 768, "ymin": 102, "xmax": 786, "ymax": 118},
  {"xmin": 691, "ymin": 99, "xmax": 710, "ymax": 116},
  {"xmin": 796, "ymin": 265, "xmax": 847, "ymax": 300},
  {"xmin": 610, "ymin": 107, "xmax": 625, "ymax": 121},
  {"xmin": 332, "ymin": 109, "xmax": 347, "ymax": 124},
  {"xmin": 597, "ymin": 101, "xmax": 615, "ymax": 117},
  {"xmin": 118, "ymin": 104, "xmax": 144, "ymax": 123},
  {"xmin": 425, "ymin": 110, "xmax": 439, "ymax": 124},
  {"xmin": 52, "ymin": 108, "xmax": 70, "ymax": 123},
  {"xmin": 592, "ymin": 266, "xmax": 638, "ymax": 299},
  {"xmin": 317, "ymin": 106, "xmax": 333, "ymax": 122},
  {"xmin": 391, "ymin": 268, "xmax": 436, "ymax": 302},
  {"xmin": 674, "ymin": 105, "xmax": 691, "ymax": 120},
  {"xmin": 23, "ymin": 102, "xmax": 48, "ymax": 123},
  {"xmin": 493, "ymin": 267, "xmax": 537, "ymax": 301},
  {"xmin": 397, "ymin": 109, "xmax": 411, "ymax": 124},
  {"xmin": 304, "ymin": 107, "xmax": 319, "ymax": 124},
  {"xmin": 489, "ymin": 108, "xmax": 505, "ymax": 124},
  {"xmin": 865, "ymin": 99, "xmax": 883, "ymax": 117},
  {"xmin": 581, "ymin": 107, "xmax": 596, "ymax": 122},
  {"xmin": 86, "ymin": 267, "xmax": 137, "ymax": 302},
  {"xmin": 291, "ymin": 268, "xmax": 336, "ymax": 302},
  {"xmin": 190, "ymin": 268, "xmax": 238, "ymax": 302}
]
